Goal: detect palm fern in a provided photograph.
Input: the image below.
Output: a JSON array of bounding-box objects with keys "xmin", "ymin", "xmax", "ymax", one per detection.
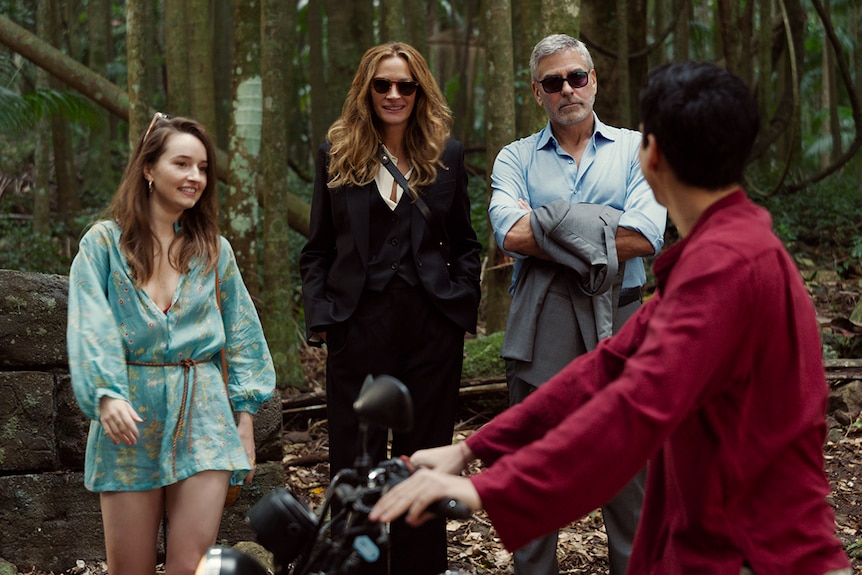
[{"xmin": 0, "ymin": 86, "xmax": 100, "ymax": 135}]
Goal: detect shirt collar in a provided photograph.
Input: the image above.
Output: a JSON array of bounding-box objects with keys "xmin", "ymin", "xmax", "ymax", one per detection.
[
  {"xmin": 535, "ymin": 112, "xmax": 612, "ymax": 152},
  {"xmin": 653, "ymin": 189, "xmax": 748, "ymax": 289}
]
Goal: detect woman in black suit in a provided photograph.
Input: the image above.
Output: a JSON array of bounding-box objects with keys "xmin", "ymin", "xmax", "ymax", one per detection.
[{"xmin": 299, "ymin": 42, "xmax": 482, "ymax": 575}]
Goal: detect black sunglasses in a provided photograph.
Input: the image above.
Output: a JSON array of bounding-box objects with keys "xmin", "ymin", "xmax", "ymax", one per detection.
[
  {"xmin": 371, "ymin": 78, "xmax": 419, "ymax": 97},
  {"xmin": 538, "ymin": 70, "xmax": 590, "ymax": 93}
]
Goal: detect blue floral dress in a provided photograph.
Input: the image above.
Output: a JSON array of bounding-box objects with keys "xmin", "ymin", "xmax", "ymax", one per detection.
[{"xmin": 67, "ymin": 220, "xmax": 275, "ymax": 492}]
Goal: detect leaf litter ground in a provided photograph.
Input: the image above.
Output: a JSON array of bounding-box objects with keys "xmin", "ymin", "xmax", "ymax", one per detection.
[{"xmin": 282, "ymin": 387, "xmax": 862, "ymax": 575}]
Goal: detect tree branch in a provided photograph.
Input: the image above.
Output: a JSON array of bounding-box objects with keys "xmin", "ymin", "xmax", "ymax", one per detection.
[{"xmin": 0, "ymin": 15, "xmax": 311, "ymax": 236}]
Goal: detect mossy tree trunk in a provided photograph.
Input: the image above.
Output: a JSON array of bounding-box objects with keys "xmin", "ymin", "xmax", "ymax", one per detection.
[
  {"xmin": 225, "ymin": 0, "xmax": 262, "ymax": 297},
  {"xmin": 482, "ymin": 0, "xmax": 516, "ymax": 335},
  {"xmin": 187, "ymin": 0, "xmax": 217, "ymax": 138},
  {"xmin": 33, "ymin": 0, "xmax": 51, "ymax": 236},
  {"xmin": 261, "ymin": 0, "xmax": 303, "ymax": 388},
  {"xmin": 164, "ymin": 0, "xmax": 191, "ymax": 118}
]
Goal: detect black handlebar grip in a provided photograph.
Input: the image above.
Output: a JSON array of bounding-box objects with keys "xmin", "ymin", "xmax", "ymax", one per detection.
[{"xmin": 431, "ymin": 497, "xmax": 472, "ymax": 519}]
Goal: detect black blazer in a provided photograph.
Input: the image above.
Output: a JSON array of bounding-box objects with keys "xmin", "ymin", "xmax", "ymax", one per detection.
[{"xmin": 300, "ymin": 139, "xmax": 482, "ymax": 342}]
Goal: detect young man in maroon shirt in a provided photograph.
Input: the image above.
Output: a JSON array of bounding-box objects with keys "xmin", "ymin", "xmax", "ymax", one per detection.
[{"xmin": 371, "ymin": 62, "xmax": 852, "ymax": 575}]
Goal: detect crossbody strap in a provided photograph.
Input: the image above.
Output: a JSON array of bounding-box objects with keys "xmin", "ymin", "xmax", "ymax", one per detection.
[{"xmin": 377, "ymin": 146, "xmax": 450, "ymax": 267}]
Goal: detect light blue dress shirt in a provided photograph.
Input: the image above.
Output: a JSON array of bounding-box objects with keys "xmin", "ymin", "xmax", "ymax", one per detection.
[{"xmin": 489, "ymin": 115, "xmax": 667, "ymax": 291}]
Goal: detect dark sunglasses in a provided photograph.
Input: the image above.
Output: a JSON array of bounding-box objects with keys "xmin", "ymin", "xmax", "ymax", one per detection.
[
  {"xmin": 143, "ymin": 112, "xmax": 172, "ymax": 142},
  {"xmin": 538, "ymin": 70, "xmax": 590, "ymax": 93},
  {"xmin": 371, "ymin": 78, "xmax": 419, "ymax": 97}
]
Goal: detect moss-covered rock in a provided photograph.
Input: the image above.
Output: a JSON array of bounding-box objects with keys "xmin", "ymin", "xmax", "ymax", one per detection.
[{"xmin": 462, "ymin": 332, "xmax": 506, "ymax": 379}]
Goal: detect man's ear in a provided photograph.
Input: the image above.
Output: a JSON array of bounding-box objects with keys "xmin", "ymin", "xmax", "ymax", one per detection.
[
  {"xmin": 532, "ymin": 81, "xmax": 544, "ymax": 106},
  {"xmin": 643, "ymin": 133, "xmax": 662, "ymax": 171}
]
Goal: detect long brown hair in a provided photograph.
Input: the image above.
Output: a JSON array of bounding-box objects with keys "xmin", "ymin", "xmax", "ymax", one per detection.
[
  {"xmin": 106, "ymin": 116, "xmax": 220, "ymax": 284},
  {"xmin": 326, "ymin": 42, "xmax": 453, "ymax": 195}
]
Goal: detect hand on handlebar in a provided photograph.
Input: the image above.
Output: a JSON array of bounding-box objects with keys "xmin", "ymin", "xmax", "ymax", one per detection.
[
  {"xmin": 410, "ymin": 442, "xmax": 474, "ymax": 475},
  {"xmin": 369, "ymin": 468, "xmax": 481, "ymax": 527}
]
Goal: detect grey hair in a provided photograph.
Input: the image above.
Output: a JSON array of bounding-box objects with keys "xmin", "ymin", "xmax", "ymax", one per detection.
[{"xmin": 529, "ymin": 34, "xmax": 594, "ymax": 80}]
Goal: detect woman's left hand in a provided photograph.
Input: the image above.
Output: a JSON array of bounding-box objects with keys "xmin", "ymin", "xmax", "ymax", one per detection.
[{"xmin": 236, "ymin": 411, "xmax": 256, "ymax": 483}]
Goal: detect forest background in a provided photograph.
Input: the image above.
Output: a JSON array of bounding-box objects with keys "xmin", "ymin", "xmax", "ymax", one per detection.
[{"xmin": 1, "ymin": 0, "xmax": 861, "ymax": 389}]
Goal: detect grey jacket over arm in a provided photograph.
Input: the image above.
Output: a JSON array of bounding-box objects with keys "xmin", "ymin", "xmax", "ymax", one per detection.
[{"xmin": 501, "ymin": 200, "xmax": 624, "ymax": 363}]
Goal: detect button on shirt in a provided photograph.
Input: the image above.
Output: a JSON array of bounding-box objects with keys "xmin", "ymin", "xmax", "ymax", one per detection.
[{"xmin": 489, "ymin": 115, "xmax": 666, "ymax": 291}]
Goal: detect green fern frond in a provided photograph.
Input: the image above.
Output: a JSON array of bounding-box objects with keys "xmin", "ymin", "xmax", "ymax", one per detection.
[{"xmin": 0, "ymin": 87, "xmax": 101, "ymax": 135}]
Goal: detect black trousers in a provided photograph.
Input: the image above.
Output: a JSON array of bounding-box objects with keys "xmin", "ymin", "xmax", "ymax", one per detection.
[{"xmin": 325, "ymin": 277, "xmax": 464, "ymax": 575}]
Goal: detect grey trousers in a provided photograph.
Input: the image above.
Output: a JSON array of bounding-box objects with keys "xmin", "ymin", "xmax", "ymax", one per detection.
[
  {"xmin": 507, "ymin": 374, "xmax": 646, "ymax": 575},
  {"xmin": 506, "ymin": 294, "xmax": 645, "ymax": 575}
]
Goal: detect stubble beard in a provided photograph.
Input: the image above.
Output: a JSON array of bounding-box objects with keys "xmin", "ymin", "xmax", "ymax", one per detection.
[{"xmin": 550, "ymin": 93, "xmax": 596, "ymax": 127}]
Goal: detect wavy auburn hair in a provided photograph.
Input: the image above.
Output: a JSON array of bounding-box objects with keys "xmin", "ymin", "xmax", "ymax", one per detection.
[
  {"xmin": 326, "ymin": 42, "xmax": 453, "ymax": 195},
  {"xmin": 106, "ymin": 115, "xmax": 220, "ymax": 285}
]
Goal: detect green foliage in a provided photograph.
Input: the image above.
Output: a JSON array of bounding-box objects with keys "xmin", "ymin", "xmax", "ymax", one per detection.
[
  {"xmin": 462, "ymin": 331, "xmax": 506, "ymax": 379},
  {"xmin": 757, "ymin": 176, "xmax": 862, "ymax": 271},
  {"xmin": 845, "ymin": 537, "xmax": 862, "ymax": 558},
  {"xmin": 0, "ymin": 87, "xmax": 102, "ymax": 136},
  {"xmin": 467, "ymin": 171, "xmax": 489, "ymax": 263},
  {"xmin": 0, "ymin": 218, "xmax": 75, "ymax": 275}
]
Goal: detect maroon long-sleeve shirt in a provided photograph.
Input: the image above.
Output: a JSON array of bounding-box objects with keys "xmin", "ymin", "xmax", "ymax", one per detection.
[{"xmin": 468, "ymin": 191, "xmax": 850, "ymax": 574}]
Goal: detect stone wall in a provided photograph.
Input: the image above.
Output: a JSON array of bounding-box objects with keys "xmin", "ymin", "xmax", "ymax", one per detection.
[{"xmin": 0, "ymin": 270, "xmax": 285, "ymax": 573}]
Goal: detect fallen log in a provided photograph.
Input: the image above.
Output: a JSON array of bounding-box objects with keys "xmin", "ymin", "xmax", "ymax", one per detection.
[
  {"xmin": 283, "ymin": 360, "xmax": 862, "ymax": 416},
  {"xmin": 824, "ymin": 359, "xmax": 862, "ymax": 386}
]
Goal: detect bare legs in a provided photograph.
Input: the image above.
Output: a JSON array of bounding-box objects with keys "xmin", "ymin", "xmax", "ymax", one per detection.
[{"xmin": 100, "ymin": 470, "xmax": 230, "ymax": 575}]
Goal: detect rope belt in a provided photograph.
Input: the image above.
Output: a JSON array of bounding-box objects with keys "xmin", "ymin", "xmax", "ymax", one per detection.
[{"xmin": 127, "ymin": 357, "xmax": 216, "ymax": 476}]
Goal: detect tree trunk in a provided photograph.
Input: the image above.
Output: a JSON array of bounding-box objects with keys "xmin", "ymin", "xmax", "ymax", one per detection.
[
  {"xmin": 225, "ymin": 0, "xmax": 262, "ymax": 297},
  {"xmin": 820, "ymin": 22, "xmax": 831, "ymax": 168},
  {"xmin": 853, "ymin": 0, "xmax": 862, "ymax": 182},
  {"xmin": 653, "ymin": 0, "xmax": 666, "ymax": 67},
  {"xmin": 0, "ymin": 15, "xmax": 130, "ymax": 118},
  {"xmin": 542, "ymin": 0, "xmax": 579, "ymax": 37},
  {"xmin": 187, "ymin": 0, "xmax": 217, "ymax": 137},
  {"xmin": 308, "ymin": 0, "xmax": 327, "ymax": 152},
  {"xmin": 164, "ymin": 0, "xmax": 191, "ymax": 117},
  {"xmin": 0, "ymin": 14, "xmax": 312, "ymax": 236},
  {"xmin": 483, "ymin": 0, "xmax": 516, "ymax": 334},
  {"xmin": 126, "ymin": 0, "xmax": 149, "ymax": 148},
  {"xmin": 513, "ymin": 0, "xmax": 546, "ymax": 137},
  {"xmin": 213, "ymin": 0, "xmax": 232, "ymax": 147},
  {"xmin": 823, "ymin": 0, "xmax": 840, "ymax": 165},
  {"xmin": 615, "ymin": 0, "xmax": 631, "ymax": 127},
  {"xmin": 261, "ymin": 0, "xmax": 303, "ymax": 388},
  {"xmin": 778, "ymin": 0, "xmax": 806, "ymax": 173},
  {"xmin": 582, "ymin": 0, "xmax": 615, "ymax": 120},
  {"xmin": 325, "ymin": 0, "xmax": 374, "ymax": 135},
  {"xmin": 673, "ymin": 0, "xmax": 690, "ymax": 61},
  {"xmin": 404, "ymin": 0, "xmax": 428, "ymax": 54},
  {"xmin": 739, "ymin": 0, "xmax": 755, "ymax": 87},
  {"xmin": 83, "ymin": 0, "xmax": 113, "ymax": 201},
  {"xmin": 380, "ymin": 0, "xmax": 405, "ymax": 42},
  {"xmin": 451, "ymin": 0, "xmax": 477, "ymax": 145},
  {"xmin": 49, "ymin": 0, "xmax": 78, "ymax": 234},
  {"xmin": 756, "ymin": 0, "xmax": 772, "ymax": 166},
  {"xmin": 283, "ymin": 0, "xmax": 302, "ymax": 165},
  {"xmin": 33, "ymin": 0, "xmax": 51, "ymax": 236},
  {"xmin": 628, "ymin": 0, "xmax": 648, "ymax": 128}
]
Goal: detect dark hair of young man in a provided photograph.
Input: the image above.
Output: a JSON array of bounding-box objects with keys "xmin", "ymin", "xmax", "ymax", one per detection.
[{"xmin": 638, "ymin": 62, "xmax": 760, "ymax": 190}]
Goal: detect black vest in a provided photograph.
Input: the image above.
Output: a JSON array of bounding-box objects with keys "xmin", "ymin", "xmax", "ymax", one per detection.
[{"xmin": 365, "ymin": 191, "xmax": 419, "ymax": 291}]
